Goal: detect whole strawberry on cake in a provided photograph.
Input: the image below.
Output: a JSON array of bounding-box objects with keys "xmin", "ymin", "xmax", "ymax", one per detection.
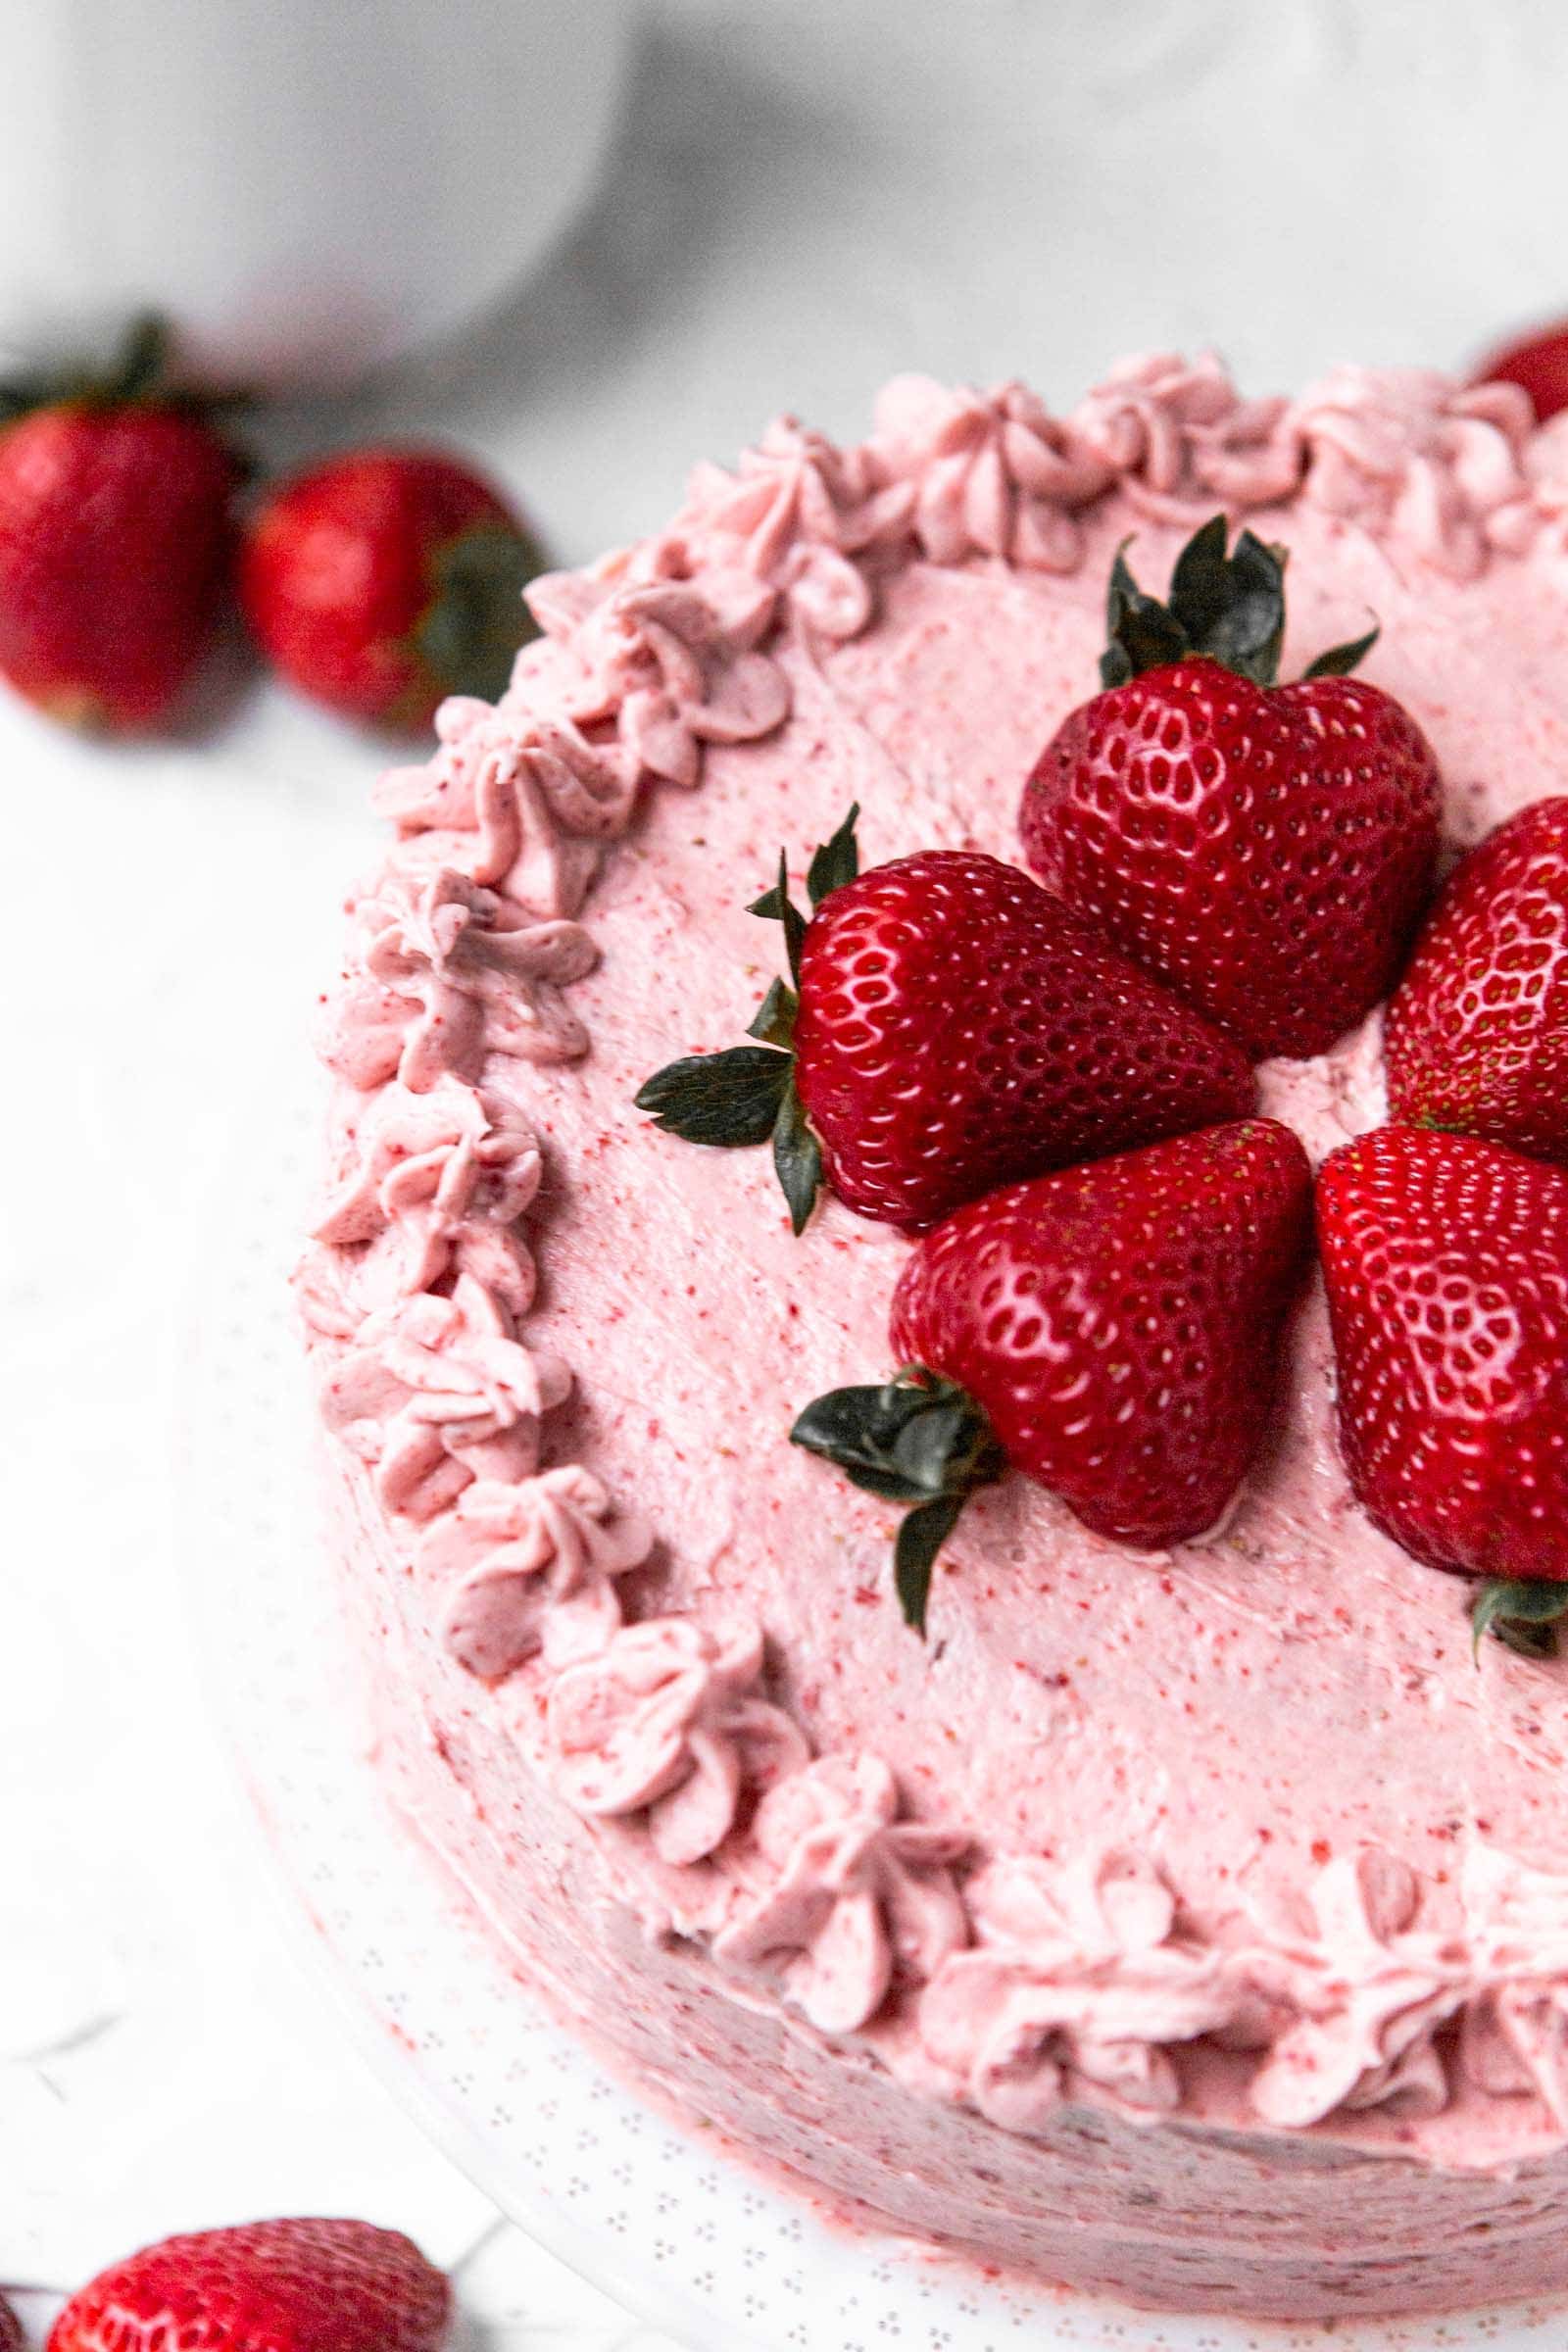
[{"xmin": 300, "ymin": 353, "xmax": 1568, "ymax": 2323}]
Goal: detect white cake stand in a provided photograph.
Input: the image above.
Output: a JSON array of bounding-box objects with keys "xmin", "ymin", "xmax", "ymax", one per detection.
[{"xmin": 178, "ymin": 1094, "xmax": 1567, "ymax": 2352}]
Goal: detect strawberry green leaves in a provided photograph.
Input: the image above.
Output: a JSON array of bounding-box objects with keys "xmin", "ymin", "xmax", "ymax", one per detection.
[
  {"xmin": 634, "ymin": 807, "xmax": 859, "ymax": 1234},
  {"xmin": 1300, "ymin": 625, "xmax": 1382, "ymax": 681},
  {"xmin": 791, "ymin": 1369, "xmax": 1004, "ymax": 1635},
  {"xmin": 1100, "ymin": 514, "xmax": 1379, "ymax": 691},
  {"xmin": 805, "ymin": 803, "xmax": 861, "ymax": 906},
  {"xmin": 636, "ymin": 1046, "xmax": 795, "ymax": 1146},
  {"xmin": 1472, "ymin": 1578, "xmax": 1568, "ymax": 1662}
]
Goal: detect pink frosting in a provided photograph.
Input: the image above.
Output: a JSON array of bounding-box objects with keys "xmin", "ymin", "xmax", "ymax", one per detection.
[
  {"xmin": 548, "ymin": 1618, "xmax": 808, "ymax": 1866},
  {"xmin": 301, "ymin": 357, "xmax": 1568, "ymax": 2319},
  {"xmin": 1292, "ymin": 368, "xmax": 1539, "ymax": 579},
  {"xmin": 318, "ymin": 864, "xmax": 599, "ymax": 1088},
  {"xmin": 423, "ymin": 1465, "xmax": 652, "ymax": 1676},
  {"xmin": 920, "ymin": 1851, "xmax": 1240, "ymax": 2128},
  {"xmin": 318, "ymin": 1274, "xmax": 569, "ymax": 1522},
  {"xmin": 717, "ymin": 1754, "xmax": 967, "ymax": 2034},
  {"xmin": 867, "ymin": 354, "xmax": 1546, "ymax": 581},
  {"xmin": 673, "ymin": 416, "xmax": 914, "ymax": 638},
  {"xmin": 311, "ymin": 1072, "xmax": 542, "ymax": 1321}
]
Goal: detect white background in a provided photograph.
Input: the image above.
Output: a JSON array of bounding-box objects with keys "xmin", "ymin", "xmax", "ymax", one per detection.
[{"xmin": 6, "ymin": 0, "xmax": 1568, "ymax": 2341}]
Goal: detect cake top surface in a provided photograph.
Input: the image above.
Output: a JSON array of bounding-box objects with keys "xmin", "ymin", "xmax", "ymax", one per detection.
[{"xmin": 302, "ymin": 353, "xmax": 1568, "ymax": 2169}]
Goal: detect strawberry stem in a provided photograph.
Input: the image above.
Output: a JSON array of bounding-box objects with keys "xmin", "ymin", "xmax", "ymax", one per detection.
[
  {"xmin": 414, "ymin": 520, "xmax": 545, "ymax": 707},
  {"xmin": 1100, "ymin": 514, "xmax": 1379, "ymax": 691},
  {"xmin": 1471, "ymin": 1577, "xmax": 1568, "ymax": 1662},
  {"xmin": 791, "ymin": 1366, "xmax": 1005, "ymax": 1634},
  {"xmin": 102, "ymin": 312, "xmax": 169, "ymax": 403},
  {"xmin": 806, "ymin": 803, "xmax": 860, "ymax": 906},
  {"xmin": 635, "ymin": 808, "xmax": 860, "ymax": 1234}
]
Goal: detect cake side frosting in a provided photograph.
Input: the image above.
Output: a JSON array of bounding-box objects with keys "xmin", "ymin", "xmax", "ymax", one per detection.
[{"xmin": 300, "ymin": 356, "xmax": 1568, "ymax": 2299}]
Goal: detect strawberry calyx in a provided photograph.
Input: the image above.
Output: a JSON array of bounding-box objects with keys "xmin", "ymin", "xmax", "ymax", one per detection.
[
  {"xmin": 408, "ymin": 516, "xmax": 547, "ymax": 710},
  {"xmin": 791, "ymin": 1367, "xmax": 1004, "ymax": 1635},
  {"xmin": 1472, "ymin": 1577, "xmax": 1568, "ymax": 1662},
  {"xmin": 1100, "ymin": 514, "xmax": 1379, "ymax": 691},
  {"xmin": 0, "ymin": 312, "xmax": 240, "ymax": 431},
  {"xmin": 635, "ymin": 805, "xmax": 859, "ymax": 1234}
]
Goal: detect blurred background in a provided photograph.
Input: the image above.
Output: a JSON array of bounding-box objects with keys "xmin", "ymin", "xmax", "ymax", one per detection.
[{"xmin": 5, "ymin": 0, "xmax": 1568, "ymax": 2341}]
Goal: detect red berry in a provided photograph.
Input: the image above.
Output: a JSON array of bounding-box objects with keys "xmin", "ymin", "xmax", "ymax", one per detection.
[
  {"xmin": 47, "ymin": 2217, "xmax": 450, "ymax": 2352},
  {"xmin": 1471, "ymin": 319, "xmax": 1568, "ymax": 423},
  {"xmin": 0, "ymin": 2294, "xmax": 21, "ymax": 2352},
  {"xmin": 0, "ymin": 401, "xmax": 237, "ymax": 730},
  {"xmin": 792, "ymin": 849, "xmax": 1255, "ymax": 1228},
  {"xmin": 890, "ymin": 1118, "xmax": 1311, "ymax": 1545},
  {"xmin": 241, "ymin": 447, "xmax": 544, "ymax": 730},
  {"xmin": 1386, "ymin": 796, "xmax": 1568, "ymax": 1164},
  {"xmin": 1316, "ymin": 1127, "xmax": 1568, "ymax": 1582},
  {"xmin": 1021, "ymin": 658, "xmax": 1441, "ymax": 1062}
]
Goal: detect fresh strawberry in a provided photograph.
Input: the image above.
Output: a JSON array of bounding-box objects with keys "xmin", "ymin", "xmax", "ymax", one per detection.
[
  {"xmin": 1471, "ymin": 318, "xmax": 1568, "ymax": 422},
  {"xmin": 47, "ymin": 2217, "xmax": 450, "ymax": 2352},
  {"xmin": 793, "ymin": 1118, "xmax": 1311, "ymax": 1628},
  {"xmin": 0, "ymin": 316, "xmax": 240, "ymax": 730},
  {"xmin": 1385, "ymin": 797, "xmax": 1568, "ymax": 1163},
  {"xmin": 1316, "ymin": 1127, "xmax": 1568, "ymax": 1601},
  {"xmin": 637, "ymin": 808, "xmax": 1254, "ymax": 1234},
  {"xmin": 240, "ymin": 446, "xmax": 545, "ymax": 730},
  {"xmin": 1019, "ymin": 515, "xmax": 1441, "ymax": 1061}
]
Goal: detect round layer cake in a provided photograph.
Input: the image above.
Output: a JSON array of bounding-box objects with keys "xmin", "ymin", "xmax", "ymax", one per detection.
[{"xmin": 299, "ymin": 354, "xmax": 1568, "ymax": 2322}]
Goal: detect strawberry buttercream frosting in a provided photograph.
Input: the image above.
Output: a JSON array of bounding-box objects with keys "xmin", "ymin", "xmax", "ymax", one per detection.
[{"xmin": 300, "ymin": 355, "xmax": 1568, "ymax": 2321}]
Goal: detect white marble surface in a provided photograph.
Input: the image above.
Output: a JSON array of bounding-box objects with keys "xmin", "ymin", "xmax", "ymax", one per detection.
[{"xmin": 5, "ymin": 0, "xmax": 1568, "ymax": 2340}]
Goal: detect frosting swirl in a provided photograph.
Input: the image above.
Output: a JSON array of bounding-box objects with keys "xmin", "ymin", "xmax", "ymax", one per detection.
[
  {"xmin": 716, "ymin": 1755, "xmax": 967, "ymax": 2035},
  {"xmin": 920, "ymin": 1852, "xmax": 1240, "ymax": 2128},
  {"xmin": 373, "ymin": 697, "xmax": 611, "ymax": 921},
  {"xmin": 676, "ymin": 416, "xmax": 914, "ymax": 638},
  {"xmin": 874, "ymin": 374, "xmax": 1112, "ymax": 570},
  {"xmin": 1068, "ymin": 351, "xmax": 1303, "ymax": 520},
  {"xmin": 423, "ymin": 1466, "xmax": 652, "ymax": 1677},
  {"xmin": 319, "ymin": 1273, "xmax": 569, "ymax": 1522},
  {"xmin": 1290, "ymin": 367, "xmax": 1538, "ymax": 580},
  {"xmin": 318, "ymin": 864, "xmax": 598, "ymax": 1091},
  {"xmin": 548, "ymin": 1618, "xmax": 808, "ymax": 1866},
  {"xmin": 312, "ymin": 1072, "xmax": 542, "ymax": 1322}
]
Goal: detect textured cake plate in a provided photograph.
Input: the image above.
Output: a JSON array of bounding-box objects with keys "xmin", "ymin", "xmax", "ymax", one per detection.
[{"xmin": 179, "ymin": 1093, "xmax": 1568, "ymax": 2352}]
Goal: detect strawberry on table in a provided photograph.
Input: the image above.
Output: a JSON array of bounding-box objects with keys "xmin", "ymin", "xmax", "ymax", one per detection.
[
  {"xmin": 47, "ymin": 2216, "xmax": 450, "ymax": 2352},
  {"xmin": 1019, "ymin": 515, "xmax": 1442, "ymax": 1062},
  {"xmin": 1386, "ymin": 796, "xmax": 1568, "ymax": 1164},
  {"xmin": 1316, "ymin": 1128, "xmax": 1568, "ymax": 1628},
  {"xmin": 241, "ymin": 446, "xmax": 546, "ymax": 731},
  {"xmin": 1471, "ymin": 318, "xmax": 1568, "ymax": 423},
  {"xmin": 0, "ymin": 316, "xmax": 240, "ymax": 730},
  {"xmin": 636, "ymin": 808, "xmax": 1254, "ymax": 1234},
  {"xmin": 793, "ymin": 1118, "xmax": 1312, "ymax": 1630}
]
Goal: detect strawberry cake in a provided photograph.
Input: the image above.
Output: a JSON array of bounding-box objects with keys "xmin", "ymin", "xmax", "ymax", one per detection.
[{"xmin": 299, "ymin": 354, "xmax": 1568, "ymax": 2323}]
